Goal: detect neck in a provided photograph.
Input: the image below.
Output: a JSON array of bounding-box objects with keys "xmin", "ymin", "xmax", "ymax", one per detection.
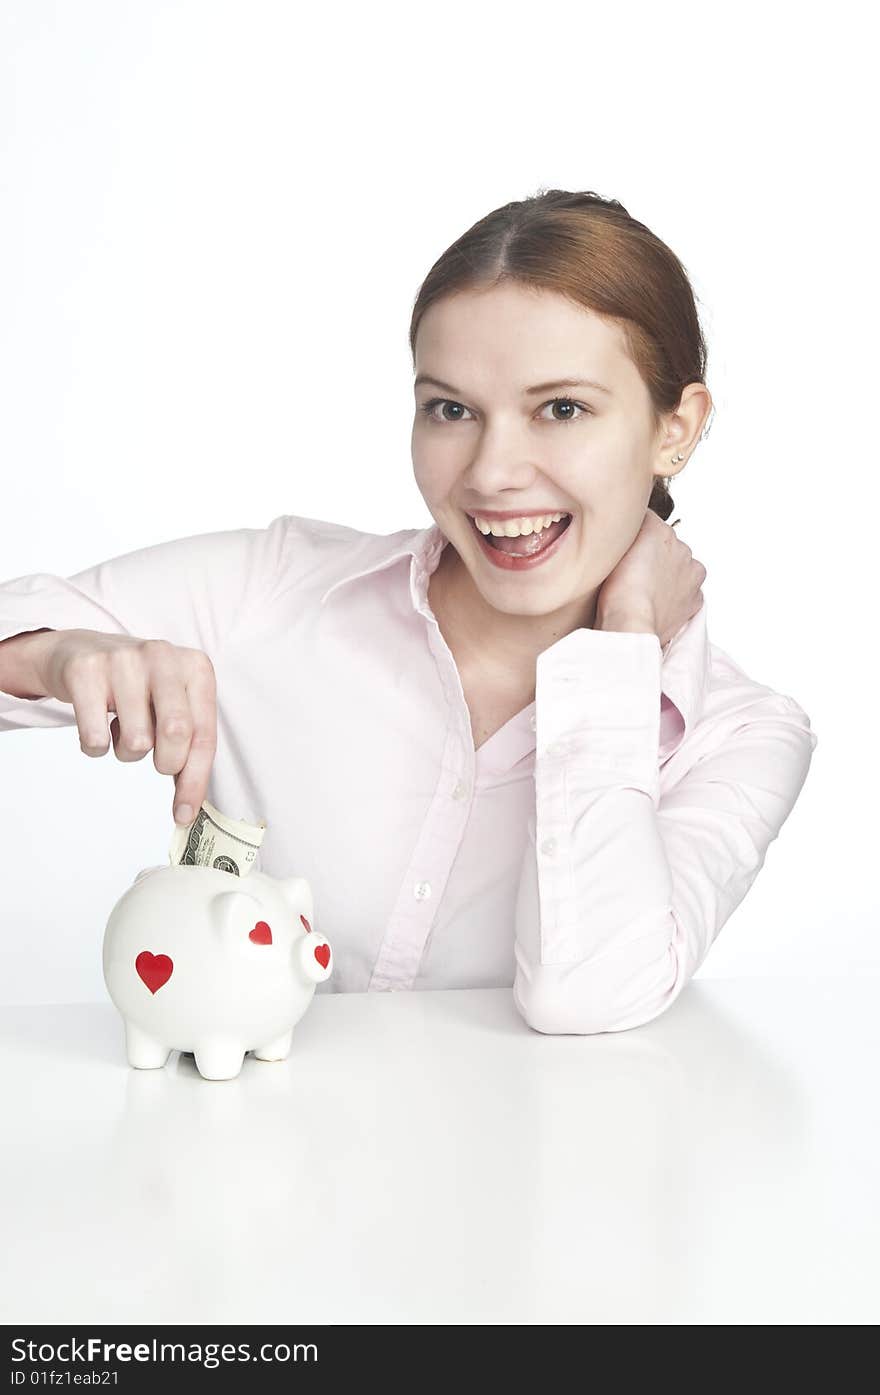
[{"xmin": 428, "ymin": 540, "xmax": 599, "ymax": 687}]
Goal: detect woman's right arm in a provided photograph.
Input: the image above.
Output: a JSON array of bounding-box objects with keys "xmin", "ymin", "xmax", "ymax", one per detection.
[
  {"xmin": 0, "ymin": 625, "xmax": 218, "ymax": 826},
  {"xmin": 0, "ymin": 514, "xmax": 293, "ymax": 823},
  {"xmin": 0, "ymin": 628, "xmax": 55, "ymax": 699}
]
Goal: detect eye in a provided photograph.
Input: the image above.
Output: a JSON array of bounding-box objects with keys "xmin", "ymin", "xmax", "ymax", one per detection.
[{"xmin": 417, "ymin": 395, "xmax": 593, "ymax": 425}]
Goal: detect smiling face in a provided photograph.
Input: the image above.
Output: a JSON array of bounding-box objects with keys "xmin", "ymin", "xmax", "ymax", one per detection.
[
  {"xmin": 410, "ymin": 283, "xmax": 719, "ymax": 686},
  {"xmin": 412, "ymin": 281, "xmax": 692, "ymax": 653}
]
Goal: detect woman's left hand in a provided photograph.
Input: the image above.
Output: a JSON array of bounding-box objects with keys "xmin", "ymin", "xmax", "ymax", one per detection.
[{"xmin": 595, "ymin": 509, "xmax": 706, "ymax": 649}]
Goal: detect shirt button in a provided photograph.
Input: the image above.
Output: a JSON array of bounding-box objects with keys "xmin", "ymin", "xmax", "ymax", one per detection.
[
  {"xmin": 540, "ymin": 837, "xmax": 558, "ymax": 856},
  {"xmin": 529, "ymin": 713, "xmax": 537, "ymax": 731},
  {"xmin": 414, "ymin": 880, "xmax": 432, "ymax": 900},
  {"xmin": 452, "ymin": 779, "xmax": 468, "ymax": 800}
]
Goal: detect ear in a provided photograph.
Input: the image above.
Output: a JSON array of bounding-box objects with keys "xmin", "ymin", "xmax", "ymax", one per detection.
[
  {"xmin": 210, "ymin": 887, "xmax": 266, "ymax": 951},
  {"xmin": 278, "ymin": 876, "xmax": 314, "ymax": 924},
  {"xmin": 133, "ymin": 865, "xmax": 163, "ymax": 885}
]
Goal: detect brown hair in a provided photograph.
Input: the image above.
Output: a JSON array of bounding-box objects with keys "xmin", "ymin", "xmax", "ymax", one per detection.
[{"xmin": 408, "ymin": 188, "xmax": 712, "ymax": 522}]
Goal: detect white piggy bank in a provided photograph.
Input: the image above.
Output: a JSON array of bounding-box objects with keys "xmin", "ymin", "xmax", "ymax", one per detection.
[{"xmin": 102, "ymin": 863, "xmax": 332, "ymax": 1080}]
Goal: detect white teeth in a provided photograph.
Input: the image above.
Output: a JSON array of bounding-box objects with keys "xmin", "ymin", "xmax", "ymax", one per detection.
[{"xmin": 472, "ymin": 511, "xmax": 570, "ymax": 537}]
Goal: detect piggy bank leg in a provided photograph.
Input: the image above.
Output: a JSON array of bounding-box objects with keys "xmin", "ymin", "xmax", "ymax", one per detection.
[
  {"xmin": 124, "ymin": 1021, "xmax": 171, "ymax": 1070},
  {"xmin": 193, "ymin": 1039, "xmax": 246, "ymax": 1081},
  {"xmin": 252, "ymin": 1028, "xmax": 293, "ymax": 1063}
]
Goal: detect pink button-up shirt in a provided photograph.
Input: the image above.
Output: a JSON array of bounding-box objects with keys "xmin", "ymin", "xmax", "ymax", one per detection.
[{"xmin": 0, "ymin": 513, "xmax": 818, "ymax": 1032}]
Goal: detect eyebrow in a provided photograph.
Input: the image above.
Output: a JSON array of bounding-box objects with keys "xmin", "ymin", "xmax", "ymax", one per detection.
[{"xmin": 413, "ymin": 373, "xmax": 613, "ymax": 398}]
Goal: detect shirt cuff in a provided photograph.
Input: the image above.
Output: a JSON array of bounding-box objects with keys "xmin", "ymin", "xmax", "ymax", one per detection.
[
  {"xmin": 533, "ymin": 628, "xmax": 663, "ymax": 959},
  {"xmin": 535, "ymin": 626, "xmax": 663, "ymax": 787}
]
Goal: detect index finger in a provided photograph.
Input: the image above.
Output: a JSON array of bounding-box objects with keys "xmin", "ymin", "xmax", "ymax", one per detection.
[{"xmin": 172, "ymin": 662, "xmax": 218, "ymax": 824}]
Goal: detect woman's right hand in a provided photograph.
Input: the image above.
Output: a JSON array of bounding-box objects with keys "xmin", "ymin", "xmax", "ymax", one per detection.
[{"xmin": 36, "ymin": 629, "xmax": 217, "ymax": 827}]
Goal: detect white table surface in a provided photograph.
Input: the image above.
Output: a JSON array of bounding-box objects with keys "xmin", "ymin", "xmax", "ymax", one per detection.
[{"xmin": 1, "ymin": 979, "xmax": 877, "ymax": 1326}]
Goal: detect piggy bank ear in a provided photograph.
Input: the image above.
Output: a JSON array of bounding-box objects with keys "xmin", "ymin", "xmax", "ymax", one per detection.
[
  {"xmin": 133, "ymin": 865, "xmax": 164, "ymax": 885},
  {"xmin": 211, "ymin": 888, "xmax": 265, "ymax": 950},
  {"xmin": 278, "ymin": 876, "xmax": 314, "ymax": 924}
]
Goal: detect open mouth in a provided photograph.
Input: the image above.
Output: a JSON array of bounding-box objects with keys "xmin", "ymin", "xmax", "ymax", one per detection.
[{"xmin": 469, "ymin": 513, "xmax": 573, "ymax": 558}]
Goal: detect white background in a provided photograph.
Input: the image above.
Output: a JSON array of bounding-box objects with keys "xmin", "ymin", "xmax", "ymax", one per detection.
[{"xmin": 1, "ymin": 0, "xmax": 872, "ymax": 1004}]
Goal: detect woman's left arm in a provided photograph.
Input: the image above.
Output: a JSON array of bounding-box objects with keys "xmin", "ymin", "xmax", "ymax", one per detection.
[
  {"xmin": 513, "ymin": 628, "xmax": 818, "ymax": 1034},
  {"xmin": 512, "ymin": 513, "xmax": 818, "ymax": 1035}
]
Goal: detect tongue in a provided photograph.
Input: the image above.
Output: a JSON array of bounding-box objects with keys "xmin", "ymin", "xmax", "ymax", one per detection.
[{"xmin": 487, "ymin": 516, "xmax": 570, "ymax": 555}]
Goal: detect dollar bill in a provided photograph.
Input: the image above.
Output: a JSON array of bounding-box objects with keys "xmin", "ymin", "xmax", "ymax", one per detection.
[{"xmin": 168, "ymin": 798, "xmax": 267, "ymax": 877}]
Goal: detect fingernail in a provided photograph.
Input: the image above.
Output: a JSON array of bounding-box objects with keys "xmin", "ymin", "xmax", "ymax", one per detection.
[{"xmin": 175, "ymin": 804, "xmax": 193, "ymax": 826}]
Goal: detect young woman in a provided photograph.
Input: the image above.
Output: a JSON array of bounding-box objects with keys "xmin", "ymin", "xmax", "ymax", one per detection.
[{"xmin": 0, "ymin": 188, "xmax": 817, "ymax": 1033}]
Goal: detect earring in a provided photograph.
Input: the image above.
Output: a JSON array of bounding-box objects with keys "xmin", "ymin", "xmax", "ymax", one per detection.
[{"xmin": 668, "ymin": 454, "xmax": 684, "ymax": 527}]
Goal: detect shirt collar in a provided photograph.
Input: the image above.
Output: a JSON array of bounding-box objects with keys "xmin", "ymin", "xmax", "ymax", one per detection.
[
  {"xmin": 319, "ymin": 521, "xmax": 446, "ymax": 611},
  {"xmin": 320, "ymin": 521, "xmax": 710, "ymax": 756}
]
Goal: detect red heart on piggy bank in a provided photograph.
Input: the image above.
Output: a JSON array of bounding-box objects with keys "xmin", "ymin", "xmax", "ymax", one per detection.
[
  {"xmin": 249, "ymin": 921, "xmax": 273, "ymax": 945},
  {"xmin": 314, "ymin": 943, "xmax": 330, "ymax": 970},
  {"xmin": 135, "ymin": 951, "xmax": 173, "ymax": 994}
]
